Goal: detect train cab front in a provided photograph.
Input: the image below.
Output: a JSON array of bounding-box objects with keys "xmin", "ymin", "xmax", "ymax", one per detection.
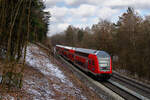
[{"xmin": 96, "ymin": 51, "xmax": 112, "ymax": 80}]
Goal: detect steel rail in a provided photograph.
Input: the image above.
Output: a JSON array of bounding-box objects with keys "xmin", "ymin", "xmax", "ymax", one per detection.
[
  {"xmin": 108, "ymin": 79, "xmax": 150, "ymax": 100},
  {"xmin": 113, "ymin": 71, "xmax": 150, "ymax": 92}
]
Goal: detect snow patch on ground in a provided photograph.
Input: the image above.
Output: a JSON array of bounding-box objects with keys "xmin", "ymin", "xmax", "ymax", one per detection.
[
  {"xmin": 4, "ymin": 95, "xmax": 14, "ymax": 100},
  {"xmin": 28, "ymin": 88, "xmax": 41, "ymax": 96},
  {"xmin": 26, "ymin": 45, "xmax": 73, "ymax": 87},
  {"xmin": 24, "ymin": 74, "xmax": 55, "ymax": 100},
  {"xmin": 25, "ymin": 44, "xmax": 87, "ymax": 100}
]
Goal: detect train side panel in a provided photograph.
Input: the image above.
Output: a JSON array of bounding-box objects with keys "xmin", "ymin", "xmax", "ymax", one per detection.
[
  {"xmin": 74, "ymin": 55, "xmax": 87, "ymax": 70},
  {"xmin": 88, "ymin": 54, "xmax": 99, "ymax": 74},
  {"xmin": 68, "ymin": 50, "xmax": 75, "ymax": 62}
]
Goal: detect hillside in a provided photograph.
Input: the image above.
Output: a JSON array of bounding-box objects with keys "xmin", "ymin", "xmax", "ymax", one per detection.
[{"xmin": 0, "ymin": 44, "xmax": 101, "ymax": 100}]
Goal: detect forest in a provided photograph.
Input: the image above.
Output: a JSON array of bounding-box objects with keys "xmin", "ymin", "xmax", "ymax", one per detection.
[
  {"xmin": 0, "ymin": 0, "xmax": 50, "ymax": 88},
  {"xmin": 50, "ymin": 7, "xmax": 150, "ymax": 81}
]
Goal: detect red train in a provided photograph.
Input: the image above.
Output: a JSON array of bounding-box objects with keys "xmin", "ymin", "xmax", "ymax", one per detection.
[{"xmin": 55, "ymin": 45, "xmax": 112, "ymax": 80}]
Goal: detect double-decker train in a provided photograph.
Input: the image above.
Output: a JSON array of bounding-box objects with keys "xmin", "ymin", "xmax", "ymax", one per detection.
[{"xmin": 55, "ymin": 45, "xmax": 112, "ymax": 80}]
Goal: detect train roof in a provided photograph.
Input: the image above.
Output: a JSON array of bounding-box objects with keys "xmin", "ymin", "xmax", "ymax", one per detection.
[
  {"xmin": 56, "ymin": 45, "xmax": 110, "ymax": 56},
  {"xmin": 56, "ymin": 45, "xmax": 97, "ymax": 54},
  {"xmin": 75, "ymin": 48, "xmax": 97, "ymax": 54},
  {"xmin": 56, "ymin": 45, "xmax": 75, "ymax": 50}
]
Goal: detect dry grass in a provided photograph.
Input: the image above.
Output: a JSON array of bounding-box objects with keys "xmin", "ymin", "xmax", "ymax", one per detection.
[
  {"xmin": 0, "ymin": 44, "xmax": 102, "ymax": 100},
  {"xmin": 50, "ymin": 57, "xmax": 101, "ymax": 100},
  {"xmin": 38, "ymin": 46, "xmax": 101, "ymax": 100},
  {"xmin": 0, "ymin": 62, "xmax": 32, "ymax": 100}
]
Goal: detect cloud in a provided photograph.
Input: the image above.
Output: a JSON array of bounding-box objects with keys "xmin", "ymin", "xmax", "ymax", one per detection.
[
  {"xmin": 63, "ymin": 0, "xmax": 150, "ymax": 10},
  {"xmin": 66, "ymin": 18, "xmax": 73, "ymax": 23},
  {"xmin": 133, "ymin": 0, "xmax": 150, "ymax": 9},
  {"xmin": 48, "ymin": 23, "xmax": 69, "ymax": 36},
  {"xmin": 45, "ymin": 0, "xmax": 150, "ymax": 9},
  {"xmin": 104, "ymin": 0, "xmax": 150, "ymax": 9},
  {"xmin": 46, "ymin": 6, "xmax": 69, "ymax": 24},
  {"xmin": 50, "ymin": 6, "xmax": 68, "ymax": 19},
  {"xmin": 98, "ymin": 7, "xmax": 120, "ymax": 20},
  {"xmin": 46, "ymin": 4, "xmax": 120, "ymax": 35},
  {"xmin": 64, "ymin": 0, "xmax": 105, "ymax": 6},
  {"xmin": 57, "ymin": 23, "xmax": 69, "ymax": 31},
  {"xmin": 80, "ymin": 18, "xmax": 88, "ymax": 23},
  {"xmin": 70, "ymin": 4, "xmax": 97, "ymax": 17},
  {"xmin": 44, "ymin": 0, "xmax": 60, "ymax": 8},
  {"xmin": 64, "ymin": 0, "xmax": 86, "ymax": 6},
  {"xmin": 45, "ymin": 0, "xmax": 150, "ymax": 36}
]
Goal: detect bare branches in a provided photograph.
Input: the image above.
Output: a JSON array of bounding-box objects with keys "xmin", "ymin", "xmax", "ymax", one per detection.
[
  {"xmin": 6, "ymin": 0, "xmax": 23, "ymax": 61},
  {"xmin": 0, "ymin": 0, "xmax": 50, "ymax": 88}
]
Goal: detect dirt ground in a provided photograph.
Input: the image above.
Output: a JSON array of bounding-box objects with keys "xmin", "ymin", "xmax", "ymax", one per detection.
[{"xmin": 0, "ymin": 44, "xmax": 101, "ymax": 100}]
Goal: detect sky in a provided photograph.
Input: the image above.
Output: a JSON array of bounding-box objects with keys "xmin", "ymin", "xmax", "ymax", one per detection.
[{"xmin": 44, "ymin": 0, "xmax": 150, "ymax": 36}]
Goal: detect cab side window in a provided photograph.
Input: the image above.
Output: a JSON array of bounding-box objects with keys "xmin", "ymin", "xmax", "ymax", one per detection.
[
  {"xmin": 89, "ymin": 60, "xmax": 91, "ymax": 65},
  {"xmin": 89, "ymin": 60, "xmax": 94, "ymax": 66},
  {"xmin": 92, "ymin": 60, "xmax": 95, "ymax": 66}
]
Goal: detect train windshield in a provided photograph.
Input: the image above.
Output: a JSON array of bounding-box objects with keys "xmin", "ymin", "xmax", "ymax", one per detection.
[
  {"xmin": 96, "ymin": 51, "xmax": 110, "ymax": 72},
  {"xmin": 96, "ymin": 51, "xmax": 110, "ymax": 58}
]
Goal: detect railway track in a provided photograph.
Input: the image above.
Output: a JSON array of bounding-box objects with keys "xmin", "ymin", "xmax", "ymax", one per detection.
[
  {"xmin": 108, "ymin": 72, "xmax": 150, "ymax": 100},
  {"xmin": 36, "ymin": 43, "xmax": 150, "ymax": 100},
  {"xmin": 102, "ymin": 80, "xmax": 140, "ymax": 100},
  {"xmin": 112, "ymin": 71, "xmax": 150, "ymax": 94}
]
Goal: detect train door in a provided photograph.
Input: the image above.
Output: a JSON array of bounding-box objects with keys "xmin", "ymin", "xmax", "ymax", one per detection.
[
  {"xmin": 88, "ymin": 59, "xmax": 95, "ymax": 72},
  {"xmin": 85, "ymin": 59, "xmax": 88, "ymax": 69}
]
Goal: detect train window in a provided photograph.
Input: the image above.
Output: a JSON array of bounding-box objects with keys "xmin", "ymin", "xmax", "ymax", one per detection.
[
  {"xmin": 92, "ymin": 60, "xmax": 95, "ymax": 66},
  {"xmin": 89, "ymin": 60, "xmax": 94, "ymax": 66},
  {"xmin": 75, "ymin": 51, "xmax": 89, "ymax": 57},
  {"xmin": 89, "ymin": 60, "xmax": 91, "ymax": 64}
]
